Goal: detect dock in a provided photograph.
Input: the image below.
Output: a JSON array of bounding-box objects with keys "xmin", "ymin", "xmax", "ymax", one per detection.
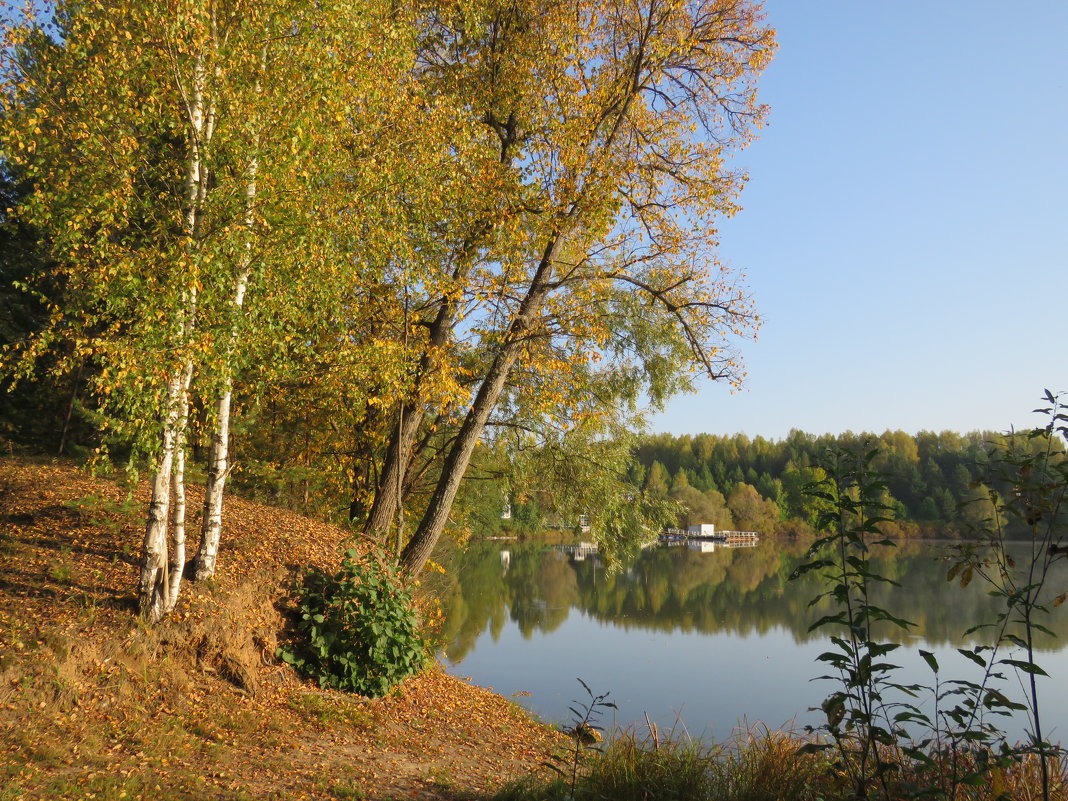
[{"xmin": 660, "ymin": 528, "xmax": 759, "ymax": 543}]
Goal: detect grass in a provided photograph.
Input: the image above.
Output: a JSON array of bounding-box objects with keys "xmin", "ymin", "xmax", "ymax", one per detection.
[
  {"xmin": 491, "ymin": 726, "xmax": 1068, "ymax": 801},
  {"xmin": 493, "ymin": 727, "xmax": 828, "ymax": 801},
  {"xmin": 286, "ymin": 689, "xmax": 373, "ymax": 729}
]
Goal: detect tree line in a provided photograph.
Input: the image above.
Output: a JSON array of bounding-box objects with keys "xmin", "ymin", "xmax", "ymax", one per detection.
[
  {"xmin": 628, "ymin": 428, "xmax": 1053, "ymax": 537},
  {"xmin": 0, "ymin": 0, "xmax": 775, "ymax": 620}
]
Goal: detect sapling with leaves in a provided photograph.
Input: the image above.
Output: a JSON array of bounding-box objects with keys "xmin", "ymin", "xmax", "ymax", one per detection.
[
  {"xmin": 947, "ymin": 389, "xmax": 1068, "ymax": 801},
  {"xmin": 790, "ymin": 444, "xmax": 924, "ymax": 800},
  {"xmin": 543, "ymin": 679, "xmax": 616, "ymax": 799}
]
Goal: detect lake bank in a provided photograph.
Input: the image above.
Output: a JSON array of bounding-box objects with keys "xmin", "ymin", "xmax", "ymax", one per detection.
[
  {"xmin": 4, "ymin": 457, "xmax": 1063, "ymax": 800},
  {"xmin": 0, "ymin": 457, "xmax": 564, "ymax": 800}
]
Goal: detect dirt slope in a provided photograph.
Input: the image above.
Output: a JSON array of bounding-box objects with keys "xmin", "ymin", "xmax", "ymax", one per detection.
[{"xmin": 0, "ymin": 457, "xmax": 563, "ymax": 800}]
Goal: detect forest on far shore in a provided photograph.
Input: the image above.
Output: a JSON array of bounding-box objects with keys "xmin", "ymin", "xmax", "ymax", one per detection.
[{"xmin": 468, "ymin": 428, "xmax": 1054, "ymax": 540}]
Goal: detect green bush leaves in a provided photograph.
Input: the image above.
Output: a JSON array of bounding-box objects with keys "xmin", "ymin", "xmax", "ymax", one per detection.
[{"xmin": 279, "ymin": 547, "xmax": 428, "ymax": 697}]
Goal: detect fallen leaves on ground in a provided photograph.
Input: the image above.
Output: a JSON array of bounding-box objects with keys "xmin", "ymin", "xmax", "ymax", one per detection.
[{"xmin": 0, "ymin": 456, "xmax": 565, "ymax": 800}]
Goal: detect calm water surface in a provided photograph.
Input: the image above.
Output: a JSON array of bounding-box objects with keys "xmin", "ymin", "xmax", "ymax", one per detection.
[{"xmin": 432, "ymin": 538, "xmax": 1068, "ymax": 744}]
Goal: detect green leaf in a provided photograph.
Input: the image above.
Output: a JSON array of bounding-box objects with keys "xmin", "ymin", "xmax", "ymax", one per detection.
[
  {"xmin": 1000, "ymin": 659, "xmax": 1048, "ymax": 676},
  {"xmin": 958, "ymin": 648, "xmax": 987, "ymax": 668},
  {"xmin": 919, "ymin": 649, "xmax": 938, "ymax": 673}
]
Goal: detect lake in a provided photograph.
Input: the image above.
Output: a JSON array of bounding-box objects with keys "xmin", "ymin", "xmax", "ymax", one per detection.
[{"xmin": 431, "ymin": 537, "xmax": 1068, "ymax": 745}]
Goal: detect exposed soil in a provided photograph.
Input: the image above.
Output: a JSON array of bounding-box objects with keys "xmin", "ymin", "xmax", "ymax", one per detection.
[{"xmin": 0, "ymin": 457, "xmax": 565, "ymax": 800}]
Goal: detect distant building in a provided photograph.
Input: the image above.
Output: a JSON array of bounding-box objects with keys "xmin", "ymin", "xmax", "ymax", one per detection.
[
  {"xmin": 501, "ymin": 502, "xmax": 512, "ymax": 520},
  {"xmin": 687, "ymin": 523, "xmax": 715, "ymax": 538}
]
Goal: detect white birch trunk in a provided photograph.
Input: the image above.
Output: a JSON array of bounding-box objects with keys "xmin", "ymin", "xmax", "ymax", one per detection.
[
  {"xmin": 195, "ymin": 148, "xmax": 258, "ymax": 581},
  {"xmin": 139, "ymin": 371, "xmax": 181, "ymax": 621},
  {"xmin": 139, "ymin": 51, "xmax": 211, "ymax": 620},
  {"xmin": 167, "ymin": 444, "xmax": 186, "ymax": 609},
  {"xmin": 165, "ymin": 359, "xmax": 193, "ymax": 612}
]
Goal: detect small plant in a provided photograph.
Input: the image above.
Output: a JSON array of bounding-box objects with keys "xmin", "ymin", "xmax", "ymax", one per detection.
[
  {"xmin": 791, "ymin": 444, "xmax": 921, "ymax": 799},
  {"xmin": 48, "ymin": 546, "xmax": 74, "ymax": 583},
  {"xmin": 544, "ymin": 678, "xmax": 615, "ymax": 798},
  {"xmin": 278, "ymin": 546, "xmax": 428, "ymax": 698},
  {"xmin": 63, "ymin": 492, "xmax": 141, "ymax": 534},
  {"xmin": 315, "ymin": 777, "xmax": 366, "ymax": 800},
  {"xmin": 947, "ymin": 390, "xmax": 1068, "ymax": 801}
]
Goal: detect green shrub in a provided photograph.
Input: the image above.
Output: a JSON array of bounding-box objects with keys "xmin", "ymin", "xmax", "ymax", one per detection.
[{"xmin": 279, "ymin": 547, "xmax": 428, "ymax": 697}]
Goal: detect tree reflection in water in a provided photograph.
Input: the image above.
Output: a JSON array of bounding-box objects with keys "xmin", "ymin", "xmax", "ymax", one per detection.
[{"xmin": 431, "ymin": 539, "xmax": 1068, "ymax": 663}]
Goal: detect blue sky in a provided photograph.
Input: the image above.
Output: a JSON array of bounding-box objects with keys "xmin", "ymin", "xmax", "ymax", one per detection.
[{"xmin": 652, "ymin": 1, "xmax": 1067, "ymax": 440}]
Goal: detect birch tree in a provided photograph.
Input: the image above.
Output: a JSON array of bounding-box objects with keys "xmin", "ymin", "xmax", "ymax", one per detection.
[
  {"xmin": 189, "ymin": 1, "xmax": 421, "ymax": 580},
  {"xmin": 3, "ymin": 2, "xmax": 218, "ymax": 619},
  {"xmin": 2, "ymin": 0, "xmax": 421, "ymax": 617}
]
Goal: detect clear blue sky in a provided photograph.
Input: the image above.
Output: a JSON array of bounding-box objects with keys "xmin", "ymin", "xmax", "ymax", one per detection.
[{"xmin": 652, "ymin": 1, "xmax": 1067, "ymax": 440}]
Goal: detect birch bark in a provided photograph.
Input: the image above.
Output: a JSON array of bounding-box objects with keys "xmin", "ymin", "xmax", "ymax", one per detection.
[
  {"xmin": 165, "ymin": 359, "xmax": 193, "ymax": 612},
  {"xmin": 194, "ymin": 150, "xmax": 258, "ymax": 581},
  {"xmin": 138, "ymin": 50, "xmax": 213, "ymax": 620},
  {"xmin": 139, "ymin": 369, "xmax": 181, "ymax": 620}
]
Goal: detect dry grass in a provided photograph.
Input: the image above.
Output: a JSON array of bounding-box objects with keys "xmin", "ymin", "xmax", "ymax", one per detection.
[{"xmin": 493, "ymin": 723, "xmax": 1068, "ymax": 801}]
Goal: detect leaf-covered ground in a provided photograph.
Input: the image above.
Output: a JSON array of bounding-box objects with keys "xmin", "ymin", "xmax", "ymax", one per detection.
[{"xmin": 0, "ymin": 457, "xmax": 565, "ymax": 800}]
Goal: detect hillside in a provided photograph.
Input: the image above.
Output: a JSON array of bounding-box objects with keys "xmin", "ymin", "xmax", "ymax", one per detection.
[{"xmin": 0, "ymin": 457, "xmax": 563, "ymax": 800}]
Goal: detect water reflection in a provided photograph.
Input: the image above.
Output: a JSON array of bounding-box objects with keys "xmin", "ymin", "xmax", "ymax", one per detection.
[
  {"xmin": 436, "ymin": 539, "xmax": 1068, "ymax": 662},
  {"xmin": 431, "ymin": 538, "xmax": 1068, "ymax": 741}
]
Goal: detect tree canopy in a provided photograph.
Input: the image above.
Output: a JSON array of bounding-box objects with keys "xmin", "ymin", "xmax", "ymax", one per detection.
[{"xmin": 1, "ymin": 0, "xmax": 776, "ymax": 614}]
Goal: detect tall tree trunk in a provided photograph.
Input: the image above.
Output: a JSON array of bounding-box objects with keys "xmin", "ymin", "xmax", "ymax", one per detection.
[
  {"xmin": 167, "ymin": 441, "xmax": 186, "ymax": 609},
  {"xmin": 363, "ymin": 401, "xmax": 424, "ymax": 535},
  {"xmin": 194, "ymin": 148, "xmax": 258, "ymax": 581},
  {"xmin": 139, "ymin": 50, "xmax": 213, "ymax": 619},
  {"xmin": 165, "ymin": 359, "xmax": 193, "ymax": 612},
  {"xmin": 139, "ymin": 370, "xmax": 183, "ymax": 621},
  {"xmin": 141, "ymin": 292, "xmax": 197, "ymax": 620},
  {"xmin": 362, "ymin": 224, "xmax": 493, "ymax": 539},
  {"xmin": 362, "ymin": 301, "xmax": 459, "ymax": 537},
  {"xmin": 399, "ymin": 235, "xmax": 563, "ymax": 576},
  {"xmin": 57, "ymin": 361, "xmax": 84, "ymax": 456}
]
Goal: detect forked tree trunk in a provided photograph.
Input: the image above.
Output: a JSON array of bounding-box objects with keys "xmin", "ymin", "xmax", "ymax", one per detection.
[
  {"xmin": 399, "ymin": 235, "xmax": 562, "ymax": 576},
  {"xmin": 139, "ymin": 51, "xmax": 213, "ymax": 620},
  {"xmin": 361, "ymin": 229, "xmax": 489, "ymax": 540},
  {"xmin": 139, "ymin": 370, "xmax": 183, "ymax": 621},
  {"xmin": 141, "ymin": 294, "xmax": 197, "ymax": 621}
]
